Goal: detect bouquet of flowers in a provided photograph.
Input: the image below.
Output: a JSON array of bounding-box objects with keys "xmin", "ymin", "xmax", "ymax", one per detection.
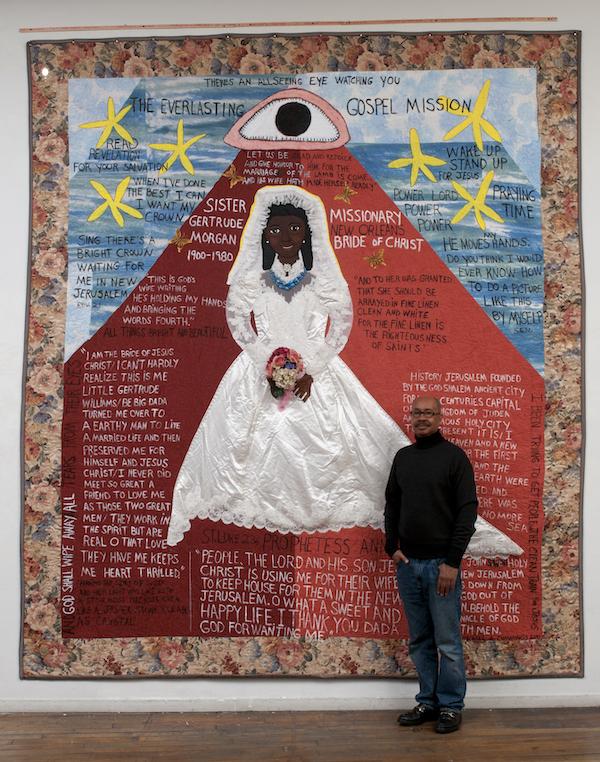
[{"xmin": 265, "ymin": 347, "xmax": 305, "ymax": 410}]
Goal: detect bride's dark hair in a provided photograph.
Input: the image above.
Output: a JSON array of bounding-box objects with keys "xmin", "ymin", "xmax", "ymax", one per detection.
[{"xmin": 261, "ymin": 204, "xmax": 313, "ymax": 271}]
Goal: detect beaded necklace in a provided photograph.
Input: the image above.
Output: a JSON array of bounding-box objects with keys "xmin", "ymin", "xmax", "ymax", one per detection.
[{"xmin": 269, "ymin": 268, "xmax": 307, "ymax": 291}]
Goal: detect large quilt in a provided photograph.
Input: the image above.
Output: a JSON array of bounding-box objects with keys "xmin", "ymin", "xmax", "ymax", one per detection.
[{"xmin": 23, "ymin": 30, "xmax": 582, "ymax": 677}]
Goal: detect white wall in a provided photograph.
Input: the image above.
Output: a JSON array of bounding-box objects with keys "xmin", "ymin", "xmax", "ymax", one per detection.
[{"xmin": 1, "ymin": 0, "xmax": 597, "ymax": 711}]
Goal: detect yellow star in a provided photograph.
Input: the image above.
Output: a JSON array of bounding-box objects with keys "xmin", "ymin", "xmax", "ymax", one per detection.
[
  {"xmin": 79, "ymin": 96, "xmax": 135, "ymax": 148},
  {"xmin": 224, "ymin": 164, "xmax": 245, "ymax": 188},
  {"xmin": 334, "ymin": 182, "xmax": 358, "ymax": 204},
  {"xmin": 442, "ymin": 80, "xmax": 502, "ymax": 151},
  {"xmin": 388, "ymin": 128, "xmax": 446, "ymax": 186},
  {"xmin": 364, "ymin": 249, "xmax": 387, "ymax": 269},
  {"xmin": 87, "ymin": 176, "xmax": 143, "ymax": 228},
  {"xmin": 171, "ymin": 228, "xmax": 193, "ymax": 253},
  {"xmin": 450, "ymin": 171, "xmax": 504, "ymax": 231},
  {"xmin": 149, "ymin": 119, "xmax": 206, "ymax": 175}
]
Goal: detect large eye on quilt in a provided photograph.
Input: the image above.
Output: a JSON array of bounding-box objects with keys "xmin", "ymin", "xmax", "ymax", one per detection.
[{"xmin": 224, "ymin": 88, "xmax": 350, "ymax": 150}]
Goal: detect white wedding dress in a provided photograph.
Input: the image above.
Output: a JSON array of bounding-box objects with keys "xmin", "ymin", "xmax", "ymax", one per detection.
[{"xmin": 167, "ymin": 186, "xmax": 523, "ymax": 559}]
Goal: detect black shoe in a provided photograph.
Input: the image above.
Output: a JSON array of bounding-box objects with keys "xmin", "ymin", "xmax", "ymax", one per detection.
[
  {"xmin": 435, "ymin": 708, "xmax": 462, "ymax": 734},
  {"xmin": 397, "ymin": 704, "xmax": 440, "ymax": 726}
]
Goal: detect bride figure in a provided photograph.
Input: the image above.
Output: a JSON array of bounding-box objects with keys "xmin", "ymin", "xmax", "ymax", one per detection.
[
  {"xmin": 167, "ymin": 184, "xmax": 409, "ymax": 544},
  {"xmin": 167, "ymin": 184, "xmax": 522, "ymax": 559}
]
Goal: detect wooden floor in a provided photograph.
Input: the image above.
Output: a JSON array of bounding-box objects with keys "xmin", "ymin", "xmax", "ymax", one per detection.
[{"xmin": 1, "ymin": 708, "xmax": 599, "ymax": 761}]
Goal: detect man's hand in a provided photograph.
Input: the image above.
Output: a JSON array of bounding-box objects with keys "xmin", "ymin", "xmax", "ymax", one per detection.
[
  {"xmin": 294, "ymin": 373, "xmax": 313, "ymax": 402},
  {"xmin": 392, "ymin": 550, "xmax": 409, "ymax": 565},
  {"xmin": 437, "ymin": 563, "xmax": 458, "ymax": 596}
]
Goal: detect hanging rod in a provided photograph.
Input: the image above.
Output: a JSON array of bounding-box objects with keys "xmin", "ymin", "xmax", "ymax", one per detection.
[{"xmin": 20, "ymin": 17, "xmax": 558, "ymax": 34}]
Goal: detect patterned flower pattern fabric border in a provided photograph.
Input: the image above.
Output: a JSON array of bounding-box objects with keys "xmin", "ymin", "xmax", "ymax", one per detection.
[{"xmin": 23, "ymin": 31, "xmax": 581, "ymax": 678}]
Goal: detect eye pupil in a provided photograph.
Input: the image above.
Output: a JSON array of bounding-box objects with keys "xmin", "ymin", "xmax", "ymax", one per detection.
[{"xmin": 275, "ymin": 102, "xmax": 312, "ymax": 137}]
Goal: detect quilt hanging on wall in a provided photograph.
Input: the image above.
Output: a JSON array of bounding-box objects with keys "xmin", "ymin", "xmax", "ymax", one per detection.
[{"xmin": 23, "ymin": 30, "xmax": 582, "ymax": 678}]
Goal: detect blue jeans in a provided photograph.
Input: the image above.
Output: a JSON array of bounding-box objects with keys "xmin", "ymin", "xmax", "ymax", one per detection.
[{"xmin": 396, "ymin": 557, "xmax": 466, "ymax": 711}]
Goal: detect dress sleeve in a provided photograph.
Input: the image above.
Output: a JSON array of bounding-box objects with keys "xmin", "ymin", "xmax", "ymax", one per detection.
[
  {"xmin": 303, "ymin": 278, "xmax": 353, "ymax": 376},
  {"xmin": 225, "ymin": 275, "xmax": 272, "ymax": 369}
]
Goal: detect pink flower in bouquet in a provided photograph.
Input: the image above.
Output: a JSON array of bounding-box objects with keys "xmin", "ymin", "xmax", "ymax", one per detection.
[{"xmin": 265, "ymin": 347, "xmax": 305, "ymax": 409}]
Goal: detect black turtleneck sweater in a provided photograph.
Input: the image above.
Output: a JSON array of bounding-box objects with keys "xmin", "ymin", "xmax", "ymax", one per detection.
[{"xmin": 384, "ymin": 431, "xmax": 477, "ymax": 568}]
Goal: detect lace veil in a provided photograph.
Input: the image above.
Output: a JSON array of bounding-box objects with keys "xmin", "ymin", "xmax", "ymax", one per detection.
[{"xmin": 226, "ymin": 185, "xmax": 353, "ymax": 375}]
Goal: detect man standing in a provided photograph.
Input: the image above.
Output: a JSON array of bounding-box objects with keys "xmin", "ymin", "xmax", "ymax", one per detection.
[{"xmin": 385, "ymin": 396, "xmax": 477, "ymax": 734}]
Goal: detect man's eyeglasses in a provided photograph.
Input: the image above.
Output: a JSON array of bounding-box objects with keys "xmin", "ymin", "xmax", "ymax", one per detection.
[{"xmin": 410, "ymin": 409, "xmax": 440, "ymax": 417}]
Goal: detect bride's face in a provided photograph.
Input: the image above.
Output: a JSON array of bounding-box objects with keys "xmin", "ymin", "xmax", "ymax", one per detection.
[{"xmin": 264, "ymin": 215, "xmax": 306, "ymax": 264}]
